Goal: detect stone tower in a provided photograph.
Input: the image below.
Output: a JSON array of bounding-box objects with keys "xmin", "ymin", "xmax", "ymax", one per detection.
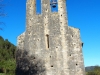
[{"xmin": 16, "ymin": 0, "xmax": 85, "ymax": 75}]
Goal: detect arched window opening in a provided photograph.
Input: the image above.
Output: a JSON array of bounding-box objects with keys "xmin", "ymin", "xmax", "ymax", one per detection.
[
  {"xmin": 50, "ymin": 0, "xmax": 58, "ymax": 12},
  {"xmin": 36, "ymin": 0, "xmax": 41, "ymax": 14}
]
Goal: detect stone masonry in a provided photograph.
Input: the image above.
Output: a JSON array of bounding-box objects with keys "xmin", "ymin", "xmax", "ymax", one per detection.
[{"xmin": 16, "ymin": 0, "xmax": 85, "ymax": 75}]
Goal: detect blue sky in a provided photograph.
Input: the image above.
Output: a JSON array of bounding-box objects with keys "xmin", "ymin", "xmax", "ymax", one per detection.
[{"xmin": 0, "ymin": 0, "xmax": 100, "ymax": 67}]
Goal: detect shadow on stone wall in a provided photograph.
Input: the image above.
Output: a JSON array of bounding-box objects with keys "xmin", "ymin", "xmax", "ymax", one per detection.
[{"xmin": 15, "ymin": 49, "xmax": 45, "ymax": 75}]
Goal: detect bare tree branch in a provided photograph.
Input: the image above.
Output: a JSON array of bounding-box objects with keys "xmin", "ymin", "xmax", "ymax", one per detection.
[{"xmin": 0, "ymin": 0, "xmax": 6, "ymax": 30}]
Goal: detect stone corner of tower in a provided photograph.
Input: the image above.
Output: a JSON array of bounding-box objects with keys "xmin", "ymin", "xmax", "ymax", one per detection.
[
  {"xmin": 17, "ymin": 32, "xmax": 26, "ymax": 43},
  {"xmin": 68, "ymin": 26, "xmax": 80, "ymax": 32}
]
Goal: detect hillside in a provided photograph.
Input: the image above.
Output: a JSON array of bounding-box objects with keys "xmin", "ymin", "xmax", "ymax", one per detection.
[
  {"xmin": 85, "ymin": 66, "xmax": 100, "ymax": 75},
  {"xmin": 0, "ymin": 36, "xmax": 16, "ymax": 75},
  {"xmin": 85, "ymin": 66, "xmax": 96, "ymax": 72}
]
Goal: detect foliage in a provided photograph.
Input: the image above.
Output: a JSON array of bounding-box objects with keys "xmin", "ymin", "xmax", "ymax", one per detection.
[
  {"xmin": 0, "ymin": 36, "xmax": 16, "ymax": 75},
  {"xmin": 86, "ymin": 66, "xmax": 100, "ymax": 75}
]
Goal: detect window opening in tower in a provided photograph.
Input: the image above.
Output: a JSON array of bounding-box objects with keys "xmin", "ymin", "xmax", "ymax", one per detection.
[
  {"xmin": 50, "ymin": 0, "xmax": 57, "ymax": 8},
  {"xmin": 50, "ymin": 0, "xmax": 58, "ymax": 12},
  {"xmin": 36, "ymin": 0, "xmax": 41, "ymax": 14}
]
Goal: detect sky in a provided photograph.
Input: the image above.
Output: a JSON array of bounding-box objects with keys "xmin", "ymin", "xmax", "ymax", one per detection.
[{"xmin": 0, "ymin": 0, "xmax": 100, "ymax": 67}]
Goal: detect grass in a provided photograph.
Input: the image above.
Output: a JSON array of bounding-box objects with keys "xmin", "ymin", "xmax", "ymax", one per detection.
[{"xmin": 0, "ymin": 73, "xmax": 6, "ymax": 75}]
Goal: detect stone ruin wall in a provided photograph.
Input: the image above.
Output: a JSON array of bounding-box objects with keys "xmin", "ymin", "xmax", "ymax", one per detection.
[{"xmin": 16, "ymin": 0, "xmax": 85, "ymax": 75}]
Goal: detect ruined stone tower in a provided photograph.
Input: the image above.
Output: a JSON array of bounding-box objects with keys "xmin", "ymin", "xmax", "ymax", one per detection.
[{"xmin": 16, "ymin": 0, "xmax": 85, "ymax": 75}]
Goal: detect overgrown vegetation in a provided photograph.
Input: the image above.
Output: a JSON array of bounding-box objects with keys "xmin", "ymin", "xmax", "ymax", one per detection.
[{"xmin": 0, "ymin": 36, "xmax": 16, "ymax": 75}]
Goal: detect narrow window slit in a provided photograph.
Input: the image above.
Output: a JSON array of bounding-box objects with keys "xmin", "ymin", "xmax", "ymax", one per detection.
[{"xmin": 46, "ymin": 34, "xmax": 49, "ymax": 49}]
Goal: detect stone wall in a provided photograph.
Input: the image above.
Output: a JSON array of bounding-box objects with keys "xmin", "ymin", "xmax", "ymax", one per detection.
[{"xmin": 16, "ymin": 0, "xmax": 85, "ymax": 75}]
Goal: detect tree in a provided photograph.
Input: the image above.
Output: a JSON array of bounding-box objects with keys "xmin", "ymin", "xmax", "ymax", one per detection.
[
  {"xmin": 86, "ymin": 66, "xmax": 100, "ymax": 75},
  {"xmin": 0, "ymin": 36, "xmax": 16, "ymax": 75}
]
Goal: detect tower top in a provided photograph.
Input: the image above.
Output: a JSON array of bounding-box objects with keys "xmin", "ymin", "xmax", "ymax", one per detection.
[{"xmin": 26, "ymin": 0, "xmax": 67, "ymax": 14}]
